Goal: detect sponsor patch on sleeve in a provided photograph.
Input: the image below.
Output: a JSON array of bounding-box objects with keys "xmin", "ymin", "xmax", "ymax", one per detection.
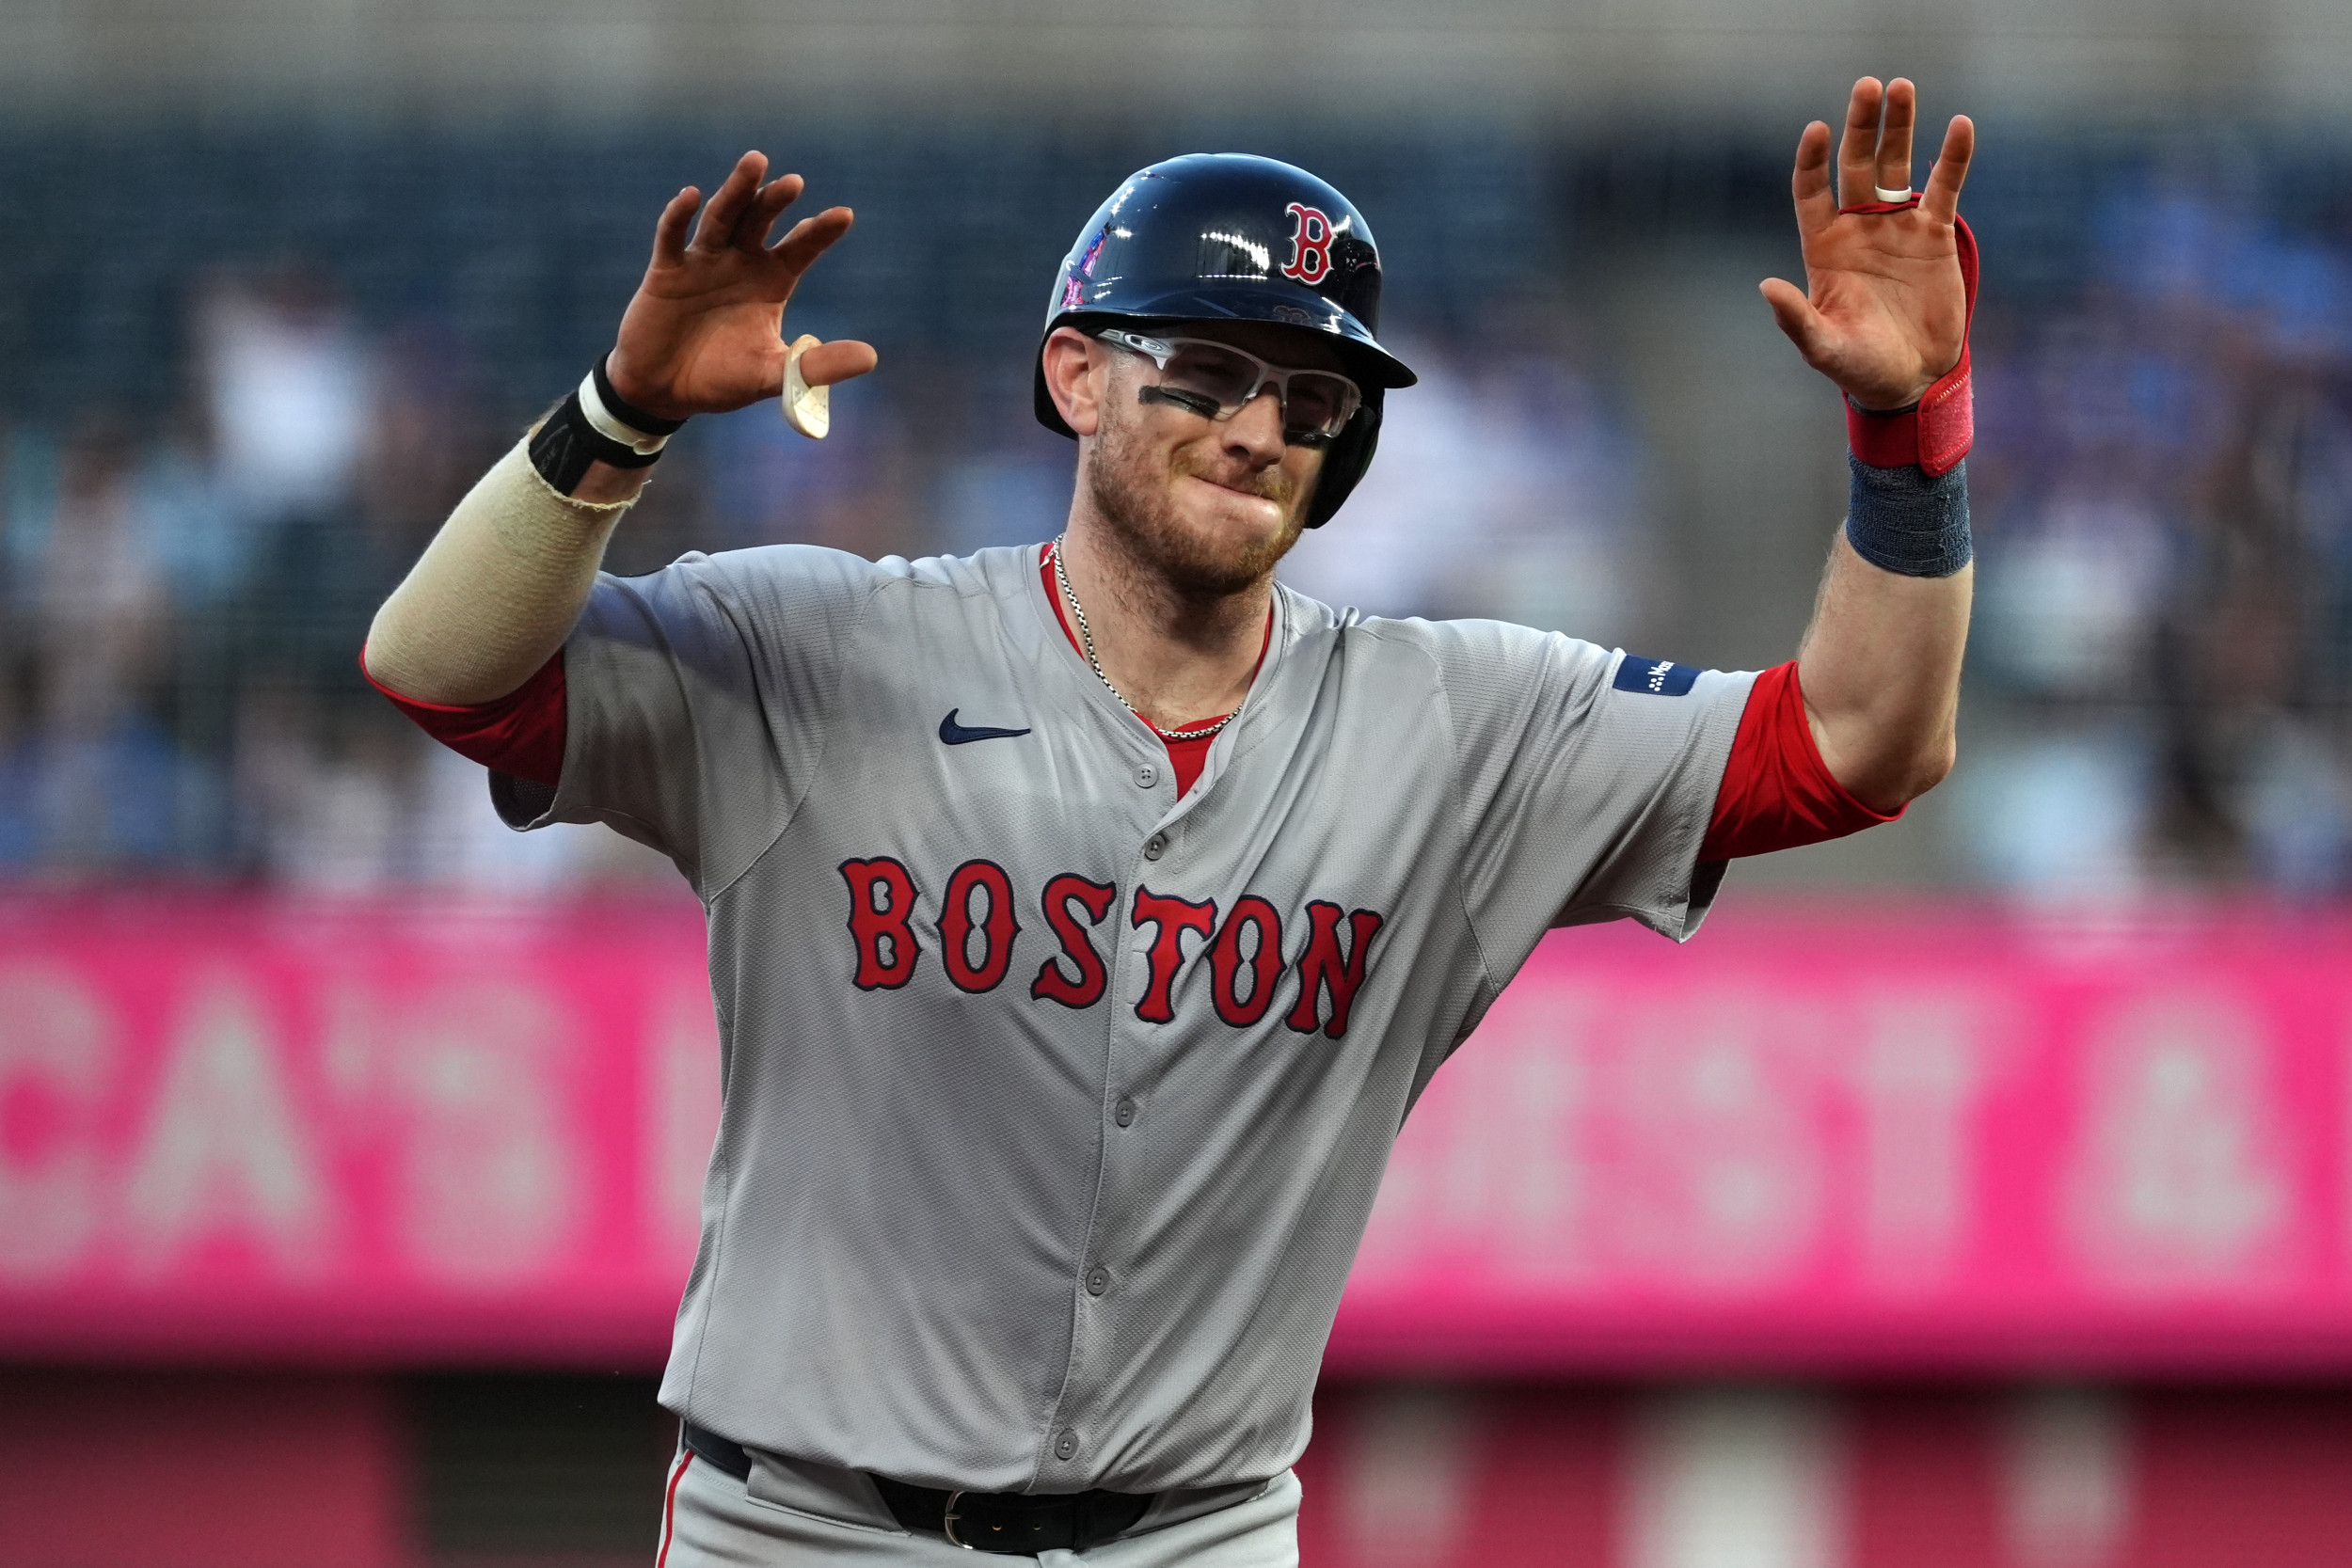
[{"xmin": 1612, "ymin": 655, "xmax": 1700, "ymax": 696}]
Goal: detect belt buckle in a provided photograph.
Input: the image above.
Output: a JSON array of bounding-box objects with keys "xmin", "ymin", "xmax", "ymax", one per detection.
[{"xmin": 942, "ymin": 1490, "xmax": 975, "ymax": 1550}]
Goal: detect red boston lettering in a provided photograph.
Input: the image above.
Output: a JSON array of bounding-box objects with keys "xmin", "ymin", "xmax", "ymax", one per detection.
[
  {"xmin": 840, "ymin": 858, "xmax": 922, "ymax": 990},
  {"xmin": 843, "ymin": 857, "xmax": 1382, "ymax": 1028},
  {"xmin": 1131, "ymin": 886, "xmax": 1217, "ymax": 1023},
  {"xmin": 1285, "ymin": 900, "xmax": 1384, "ymax": 1038},
  {"xmin": 1033, "ymin": 875, "xmax": 1118, "ymax": 1008},
  {"xmin": 941, "ymin": 860, "xmax": 1020, "ymax": 993},
  {"xmin": 1208, "ymin": 895, "xmax": 1285, "ymax": 1026}
]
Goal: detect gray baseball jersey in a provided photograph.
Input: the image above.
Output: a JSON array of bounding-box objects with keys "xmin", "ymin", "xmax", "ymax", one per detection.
[{"xmin": 497, "ymin": 541, "xmax": 1754, "ymax": 1496}]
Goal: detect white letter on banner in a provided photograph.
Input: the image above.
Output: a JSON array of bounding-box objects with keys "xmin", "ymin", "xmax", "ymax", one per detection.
[
  {"xmin": 1355, "ymin": 982, "xmax": 1596, "ymax": 1283},
  {"xmin": 391, "ymin": 980, "xmax": 580, "ymax": 1285},
  {"xmin": 125, "ymin": 975, "xmax": 330, "ymax": 1275},
  {"xmin": 1610, "ymin": 996, "xmax": 1824, "ymax": 1290},
  {"xmin": 1459, "ymin": 993, "xmax": 1593, "ymax": 1283},
  {"xmin": 646, "ymin": 983, "xmax": 721, "ymax": 1258},
  {"xmin": 1853, "ymin": 993, "xmax": 1995, "ymax": 1291},
  {"xmin": 1355, "ymin": 1122, "xmax": 1435, "ymax": 1281},
  {"xmin": 0, "ymin": 963, "xmax": 115, "ymax": 1280},
  {"xmin": 2064, "ymin": 991, "xmax": 2290, "ymax": 1291}
]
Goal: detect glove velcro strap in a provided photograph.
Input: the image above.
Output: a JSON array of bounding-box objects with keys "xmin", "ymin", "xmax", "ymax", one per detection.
[{"xmin": 1836, "ymin": 200, "xmax": 1979, "ymax": 478}]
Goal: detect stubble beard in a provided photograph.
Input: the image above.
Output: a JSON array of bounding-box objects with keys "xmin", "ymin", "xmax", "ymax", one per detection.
[{"xmin": 1084, "ymin": 413, "xmax": 1310, "ymax": 601}]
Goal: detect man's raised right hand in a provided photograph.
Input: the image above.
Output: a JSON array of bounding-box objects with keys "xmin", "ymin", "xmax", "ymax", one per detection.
[{"xmin": 605, "ymin": 150, "xmax": 879, "ymax": 423}]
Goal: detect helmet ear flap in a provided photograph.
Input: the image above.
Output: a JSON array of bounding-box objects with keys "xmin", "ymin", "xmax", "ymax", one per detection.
[{"xmin": 1303, "ymin": 392, "xmax": 1382, "ymax": 530}]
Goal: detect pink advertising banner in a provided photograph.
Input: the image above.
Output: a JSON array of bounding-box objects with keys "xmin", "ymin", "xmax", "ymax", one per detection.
[{"xmin": 2, "ymin": 895, "xmax": 2349, "ymax": 1373}]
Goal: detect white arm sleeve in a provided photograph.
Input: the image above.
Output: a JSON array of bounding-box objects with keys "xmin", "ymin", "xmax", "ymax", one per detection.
[{"xmin": 363, "ymin": 437, "xmax": 633, "ymax": 704}]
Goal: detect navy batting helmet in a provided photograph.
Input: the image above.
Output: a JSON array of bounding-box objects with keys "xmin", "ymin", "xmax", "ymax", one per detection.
[{"xmin": 1034, "ymin": 153, "xmax": 1416, "ymax": 529}]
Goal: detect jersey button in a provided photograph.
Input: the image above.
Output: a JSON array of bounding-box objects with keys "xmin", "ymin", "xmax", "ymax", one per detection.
[
  {"xmin": 1086, "ymin": 1267, "xmax": 1111, "ymax": 1296},
  {"xmin": 1142, "ymin": 834, "xmax": 1166, "ymax": 862},
  {"xmin": 1055, "ymin": 1431, "xmax": 1079, "ymax": 1461},
  {"xmin": 1135, "ymin": 762, "xmax": 1158, "ymax": 788},
  {"xmin": 1114, "ymin": 1097, "xmax": 1137, "ymax": 1128}
]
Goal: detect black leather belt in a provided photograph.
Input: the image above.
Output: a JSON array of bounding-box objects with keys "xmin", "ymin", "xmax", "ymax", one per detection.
[{"xmin": 681, "ymin": 1422, "xmax": 1154, "ymax": 1555}]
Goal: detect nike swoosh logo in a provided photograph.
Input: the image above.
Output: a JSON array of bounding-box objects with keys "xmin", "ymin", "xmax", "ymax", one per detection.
[{"xmin": 939, "ymin": 709, "xmax": 1033, "ymax": 745}]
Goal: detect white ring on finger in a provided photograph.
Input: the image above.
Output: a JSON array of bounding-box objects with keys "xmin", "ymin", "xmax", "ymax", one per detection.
[{"xmin": 1874, "ymin": 185, "xmax": 1914, "ymax": 203}]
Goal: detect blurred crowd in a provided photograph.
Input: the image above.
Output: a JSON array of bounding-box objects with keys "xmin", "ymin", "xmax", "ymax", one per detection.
[
  {"xmin": 0, "ymin": 274, "xmax": 1646, "ymax": 895},
  {"xmin": 0, "ymin": 270, "xmax": 655, "ymax": 891},
  {"xmin": 6, "ymin": 137, "xmax": 2352, "ymax": 897},
  {"xmin": 1960, "ymin": 168, "xmax": 2352, "ymax": 898}
]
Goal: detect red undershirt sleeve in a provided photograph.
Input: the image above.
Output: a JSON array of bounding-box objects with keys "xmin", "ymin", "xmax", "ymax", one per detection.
[
  {"xmin": 362, "ymin": 648, "xmax": 568, "ymax": 788},
  {"xmin": 1700, "ymin": 660, "xmax": 1901, "ymax": 861}
]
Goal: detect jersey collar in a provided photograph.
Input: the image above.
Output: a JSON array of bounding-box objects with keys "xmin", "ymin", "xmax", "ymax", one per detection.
[{"xmin": 1035, "ymin": 540, "xmax": 1277, "ymax": 741}]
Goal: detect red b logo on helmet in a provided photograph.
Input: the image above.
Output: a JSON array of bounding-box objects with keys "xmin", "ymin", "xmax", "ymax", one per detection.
[{"xmin": 1279, "ymin": 203, "xmax": 1334, "ymax": 285}]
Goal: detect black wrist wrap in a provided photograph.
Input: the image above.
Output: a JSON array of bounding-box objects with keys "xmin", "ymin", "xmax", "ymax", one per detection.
[
  {"xmin": 528, "ymin": 388, "xmax": 660, "ymax": 496},
  {"xmin": 1842, "ymin": 454, "xmax": 1972, "ymax": 578},
  {"xmin": 592, "ymin": 354, "xmax": 686, "ymax": 437}
]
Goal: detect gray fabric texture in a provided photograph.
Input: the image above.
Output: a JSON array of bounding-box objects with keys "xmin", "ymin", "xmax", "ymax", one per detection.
[
  {"xmin": 1842, "ymin": 454, "xmax": 1972, "ymax": 577},
  {"xmin": 503, "ymin": 543, "xmax": 1753, "ymax": 1495}
]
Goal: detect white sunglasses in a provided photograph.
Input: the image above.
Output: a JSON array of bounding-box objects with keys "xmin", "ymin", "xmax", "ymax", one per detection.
[{"xmin": 1094, "ymin": 329, "xmax": 1363, "ymax": 445}]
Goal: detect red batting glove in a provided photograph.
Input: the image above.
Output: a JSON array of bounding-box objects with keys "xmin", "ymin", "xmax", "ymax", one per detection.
[{"xmin": 1839, "ymin": 196, "xmax": 1978, "ymax": 478}]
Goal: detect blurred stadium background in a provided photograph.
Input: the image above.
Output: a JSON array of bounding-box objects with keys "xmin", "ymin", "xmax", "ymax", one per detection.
[{"xmin": 8, "ymin": 2, "xmax": 2352, "ymax": 1564}]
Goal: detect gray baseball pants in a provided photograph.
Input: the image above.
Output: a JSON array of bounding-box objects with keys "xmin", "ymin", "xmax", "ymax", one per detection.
[{"xmin": 655, "ymin": 1446, "xmax": 1301, "ymax": 1566}]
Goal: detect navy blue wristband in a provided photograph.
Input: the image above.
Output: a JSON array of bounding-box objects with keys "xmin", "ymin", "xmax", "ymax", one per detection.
[{"xmin": 1842, "ymin": 455, "xmax": 1972, "ymax": 578}]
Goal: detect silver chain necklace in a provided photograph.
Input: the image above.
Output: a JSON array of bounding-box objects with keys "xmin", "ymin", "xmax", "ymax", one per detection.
[{"xmin": 1051, "ymin": 535, "xmax": 1238, "ymax": 743}]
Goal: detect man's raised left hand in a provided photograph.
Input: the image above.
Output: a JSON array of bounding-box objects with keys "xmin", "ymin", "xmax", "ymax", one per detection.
[{"xmin": 1760, "ymin": 77, "xmax": 1974, "ymax": 413}]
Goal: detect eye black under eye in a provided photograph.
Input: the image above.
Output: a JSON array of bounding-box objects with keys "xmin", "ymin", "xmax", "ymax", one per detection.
[{"xmin": 1139, "ymin": 385, "xmax": 1220, "ymax": 419}]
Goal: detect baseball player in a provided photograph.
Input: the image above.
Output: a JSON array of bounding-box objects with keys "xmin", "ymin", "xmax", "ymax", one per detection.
[{"xmin": 364, "ymin": 76, "xmax": 1975, "ymax": 1566}]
